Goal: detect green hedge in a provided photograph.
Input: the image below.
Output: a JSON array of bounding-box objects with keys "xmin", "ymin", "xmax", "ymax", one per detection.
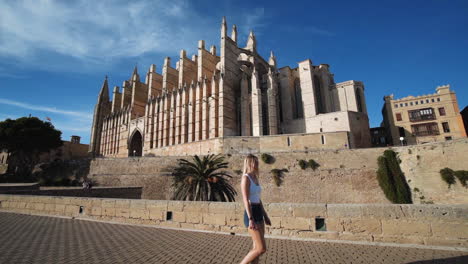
[{"xmin": 376, "ymin": 150, "xmax": 412, "ymax": 204}]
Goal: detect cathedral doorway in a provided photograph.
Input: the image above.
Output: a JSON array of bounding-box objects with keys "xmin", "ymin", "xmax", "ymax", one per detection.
[{"xmin": 129, "ymin": 130, "xmax": 143, "ymax": 157}]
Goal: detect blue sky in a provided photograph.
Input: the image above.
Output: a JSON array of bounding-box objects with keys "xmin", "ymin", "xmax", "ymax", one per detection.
[{"xmin": 0, "ymin": 0, "xmax": 467, "ymax": 144}]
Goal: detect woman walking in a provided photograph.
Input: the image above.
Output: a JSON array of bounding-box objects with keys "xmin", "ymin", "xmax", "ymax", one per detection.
[{"xmin": 240, "ymin": 154, "xmax": 271, "ymax": 264}]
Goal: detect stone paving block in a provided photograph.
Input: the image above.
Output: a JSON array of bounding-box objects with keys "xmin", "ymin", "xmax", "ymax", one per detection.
[
  {"xmin": 296, "ymin": 230, "xmax": 340, "ymax": 240},
  {"xmin": 172, "ymin": 211, "xmax": 186, "ymax": 222},
  {"xmin": 101, "ymin": 200, "xmax": 116, "ymax": 208},
  {"xmin": 181, "ymin": 201, "xmax": 208, "ymax": 213},
  {"xmin": 115, "ymin": 208, "xmax": 130, "ymax": 218},
  {"xmin": 90, "ymin": 207, "xmax": 102, "ymax": 216},
  {"xmin": 382, "ymin": 220, "xmax": 431, "ymax": 237},
  {"xmin": 167, "ymin": 201, "xmax": 184, "ymax": 211},
  {"xmin": 44, "ymin": 203, "xmax": 55, "ymax": 212},
  {"xmin": 291, "ymin": 204, "xmax": 327, "ymax": 218},
  {"xmin": 130, "ymin": 208, "xmax": 149, "ymax": 219},
  {"xmin": 209, "ymin": 202, "xmax": 236, "ymax": 214},
  {"xmin": 146, "ymin": 200, "xmax": 167, "ymax": 210},
  {"xmin": 65, "ymin": 205, "xmax": 79, "ymax": 215},
  {"xmin": 55, "ymin": 204, "xmax": 66, "ymax": 214},
  {"xmin": 341, "ymin": 218, "xmax": 382, "ymax": 234},
  {"xmin": 431, "ymin": 221, "xmax": 468, "ymax": 239},
  {"xmin": 373, "ymin": 235, "xmax": 425, "ymax": 245},
  {"xmin": 269, "ymin": 216, "xmax": 281, "ymax": 228},
  {"xmin": 115, "ymin": 199, "xmax": 131, "ymax": 208},
  {"xmin": 282, "ymin": 217, "xmax": 311, "ymax": 230},
  {"xmin": 327, "ymin": 204, "xmax": 363, "ymax": 218},
  {"xmin": 149, "ymin": 209, "xmax": 164, "ymax": 220},
  {"xmin": 361, "ymin": 204, "xmax": 406, "ymax": 219},
  {"xmin": 267, "ymin": 203, "xmax": 293, "ymax": 217},
  {"xmin": 103, "ymin": 207, "xmax": 116, "ymax": 217},
  {"xmin": 325, "ymin": 218, "xmax": 343, "ymax": 232},
  {"xmin": 203, "ymin": 213, "xmax": 226, "ymax": 225},
  {"xmin": 185, "ymin": 212, "xmax": 203, "ymax": 224},
  {"xmin": 225, "ymin": 213, "xmax": 242, "ymax": 226},
  {"xmin": 424, "ymin": 237, "xmax": 468, "ymax": 248},
  {"xmin": 91, "ymin": 199, "xmax": 102, "ymax": 207},
  {"xmin": 130, "ymin": 200, "xmax": 146, "ymax": 209}
]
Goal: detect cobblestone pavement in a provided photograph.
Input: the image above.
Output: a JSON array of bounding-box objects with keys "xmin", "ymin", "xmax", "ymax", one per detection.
[{"xmin": 0, "ymin": 212, "xmax": 466, "ymax": 264}]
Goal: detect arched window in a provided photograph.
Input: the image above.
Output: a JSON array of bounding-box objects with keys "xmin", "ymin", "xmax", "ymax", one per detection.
[
  {"xmin": 355, "ymin": 88, "xmax": 363, "ymax": 112},
  {"xmin": 313, "ymin": 76, "xmax": 324, "ymax": 114},
  {"xmin": 293, "ymin": 79, "xmax": 304, "ymax": 119}
]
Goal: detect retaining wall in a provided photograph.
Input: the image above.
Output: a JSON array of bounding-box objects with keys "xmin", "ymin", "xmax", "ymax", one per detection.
[
  {"xmin": 0, "ymin": 187, "xmax": 142, "ymax": 199},
  {"xmin": 0, "ymin": 194, "xmax": 466, "ymax": 248}
]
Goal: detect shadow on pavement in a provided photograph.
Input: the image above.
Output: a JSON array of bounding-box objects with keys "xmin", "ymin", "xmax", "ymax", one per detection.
[{"xmin": 407, "ymin": 255, "xmax": 468, "ymax": 264}]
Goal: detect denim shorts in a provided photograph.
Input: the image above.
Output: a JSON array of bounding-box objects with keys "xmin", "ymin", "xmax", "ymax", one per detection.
[{"xmin": 243, "ymin": 204, "xmax": 264, "ymax": 228}]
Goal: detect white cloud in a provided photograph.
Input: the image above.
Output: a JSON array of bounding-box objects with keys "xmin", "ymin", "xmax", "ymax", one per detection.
[
  {"xmin": 0, "ymin": 0, "xmax": 212, "ymax": 65},
  {"xmin": 0, "ymin": 98, "xmax": 92, "ymax": 120}
]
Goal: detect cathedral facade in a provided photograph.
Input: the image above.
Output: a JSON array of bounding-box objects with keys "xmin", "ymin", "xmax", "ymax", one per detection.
[{"xmin": 89, "ymin": 18, "xmax": 371, "ymax": 157}]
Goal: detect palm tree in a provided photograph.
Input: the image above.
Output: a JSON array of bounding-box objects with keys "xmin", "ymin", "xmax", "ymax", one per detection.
[{"xmin": 171, "ymin": 154, "xmax": 237, "ymax": 202}]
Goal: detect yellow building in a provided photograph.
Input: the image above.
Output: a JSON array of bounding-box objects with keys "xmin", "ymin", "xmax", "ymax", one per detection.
[{"xmin": 382, "ymin": 85, "xmax": 466, "ymax": 145}]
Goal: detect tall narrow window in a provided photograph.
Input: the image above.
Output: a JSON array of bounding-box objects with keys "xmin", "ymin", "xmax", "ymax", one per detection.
[
  {"xmin": 442, "ymin": 122, "xmax": 450, "ymax": 133},
  {"xmin": 293, "ymin": 79, "xmax": 304, "ymax": 118},
  {"xmin": 313, "ymin": 76, "xmax": 325, "ymax": 114}
]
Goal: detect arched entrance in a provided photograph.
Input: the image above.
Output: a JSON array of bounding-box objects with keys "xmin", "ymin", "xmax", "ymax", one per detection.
[{"xmin": 129, "ymin": 130, "xmax": 143, "ymax": 157}]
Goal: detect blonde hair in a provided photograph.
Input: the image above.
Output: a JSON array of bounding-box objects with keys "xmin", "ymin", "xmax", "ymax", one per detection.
[{"xmin": 243, "ymin": 154, "xmax": 259, "ymax": 177}]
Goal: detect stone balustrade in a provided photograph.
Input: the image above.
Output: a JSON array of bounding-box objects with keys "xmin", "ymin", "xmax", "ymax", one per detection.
[{"xmin": 0, "ymin": 194, "xmax": 466, "ymax": 249}]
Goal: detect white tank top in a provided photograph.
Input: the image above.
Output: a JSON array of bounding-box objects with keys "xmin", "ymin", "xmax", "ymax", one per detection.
[{"xmin": 245, "ymin": 174, "xmax": 261, "ymax": 203}]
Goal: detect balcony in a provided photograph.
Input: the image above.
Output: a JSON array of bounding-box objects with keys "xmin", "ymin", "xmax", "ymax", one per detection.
[
  {"xmin": 411, "ymin": 122, "xmax": 439, "ymax": 137},
  {"xmin": 412, "ymin": 130, "xmax": 440, "ymax": 137},
  {"xmin": 408, "ymin": 108, "xmax": 436, "ymax": 123}
]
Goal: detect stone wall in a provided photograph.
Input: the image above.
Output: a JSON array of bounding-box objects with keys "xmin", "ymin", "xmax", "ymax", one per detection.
[
  {"xmin": 396, "ymin": 138, "xmax": 468, "ymax": 204},
  {"xmin": 89, "ymin": 148, "xmax": 389, "ymax": 203},
  {"xmin": 0, "ymin": 187, "xmax": 142, "ymax": 199},
  {"xmin": 89, "ymin": 139, "xmax": 468, "ymax": 204},
  {"xmin": 1, "ymin": 195, "xmax": 466, "ymax": 248},
  {"xmin": 145, "ymin": 132, "xmax": 352, "ymax": 156}
]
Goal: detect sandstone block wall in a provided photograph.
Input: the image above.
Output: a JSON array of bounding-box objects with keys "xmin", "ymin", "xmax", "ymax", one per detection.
[
  {"xmin": 1, "ymin": 195, "xmax": 466, "ymax": 248},
  {"xmin": 396, "ymin": 138, "xmax": 468, "ymax": 204},
  {"xmin": 89, "ymin": 148, "xmax": 389, "ymax": 203},
  {"xmin": 88, "ymin": 139, "xmax": 468, "ymax": 204}
]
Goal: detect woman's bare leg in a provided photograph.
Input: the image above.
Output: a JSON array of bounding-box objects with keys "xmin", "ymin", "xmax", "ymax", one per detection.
[
  {"xmin": 252, "ymin": 223, "xmax": 266, "ymax": 264},
  {"xmin": 240, "ymin": 223, "xmax": 266, "ymax": 264}
]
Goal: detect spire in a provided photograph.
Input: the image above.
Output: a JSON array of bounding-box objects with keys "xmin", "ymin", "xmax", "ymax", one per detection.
[
  {"xmin": 268, "ymin": 50, "xmax": 277, "ymax": 68},
  {"xmin": 246, "ymin": 30, "xmax": 256, "ymax": 52},
  {"xmin": 231, "ymin": 24, "xmax": 237, "ymax": 43},
  {"xmin": 221, "ymin": 16, "xmax": 227, "ymax": 38},
  {"xmin": 131, "ymin": 65, "xmax": 140, "ymax": 82},
  {"xmin": 98, "ymin": 75, "xmax": 110, "ymax": 103}
]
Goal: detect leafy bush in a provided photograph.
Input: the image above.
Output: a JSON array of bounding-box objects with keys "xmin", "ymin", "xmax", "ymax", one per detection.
[
  {"xmin": 233, "ymin": 169, "xmax": 243, "ymax": 175},
  {"xmin": 260, "ymin": 153, "xmax": 274, "ymax": 164},
  {"xmin": 271, "ymin": 168, "xmax": 288, "ymax": 187},
  {"xmin": 32, "ymin": 159, "xmax": 89, "ymax": 186},
  {"xmin": 454, "ymin": 170, "xmax": 468, "ymax": 187},
  {"xmin": 298, "ymin": 160, "xmax": 308, "ymax": 170},
  {"xmin": 308, "ymin": 159, "xmax": 320, "ymax": 171},
  {"xmin": 376, "ymin": 150, "xmax": 412, "ymax": 204},
  {"xmin": 440, "ymin": 168, "xmax": 456, "ymax": 187}
]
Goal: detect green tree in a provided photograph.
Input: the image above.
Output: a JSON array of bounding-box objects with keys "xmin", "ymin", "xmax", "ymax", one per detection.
[
  {"xmin": 171, "ymin": 154, "xmax": 237, "ymax": 202},
  {"xmin": 0, "ymin": 117, "xmax": 63, "ymax": 182}
]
